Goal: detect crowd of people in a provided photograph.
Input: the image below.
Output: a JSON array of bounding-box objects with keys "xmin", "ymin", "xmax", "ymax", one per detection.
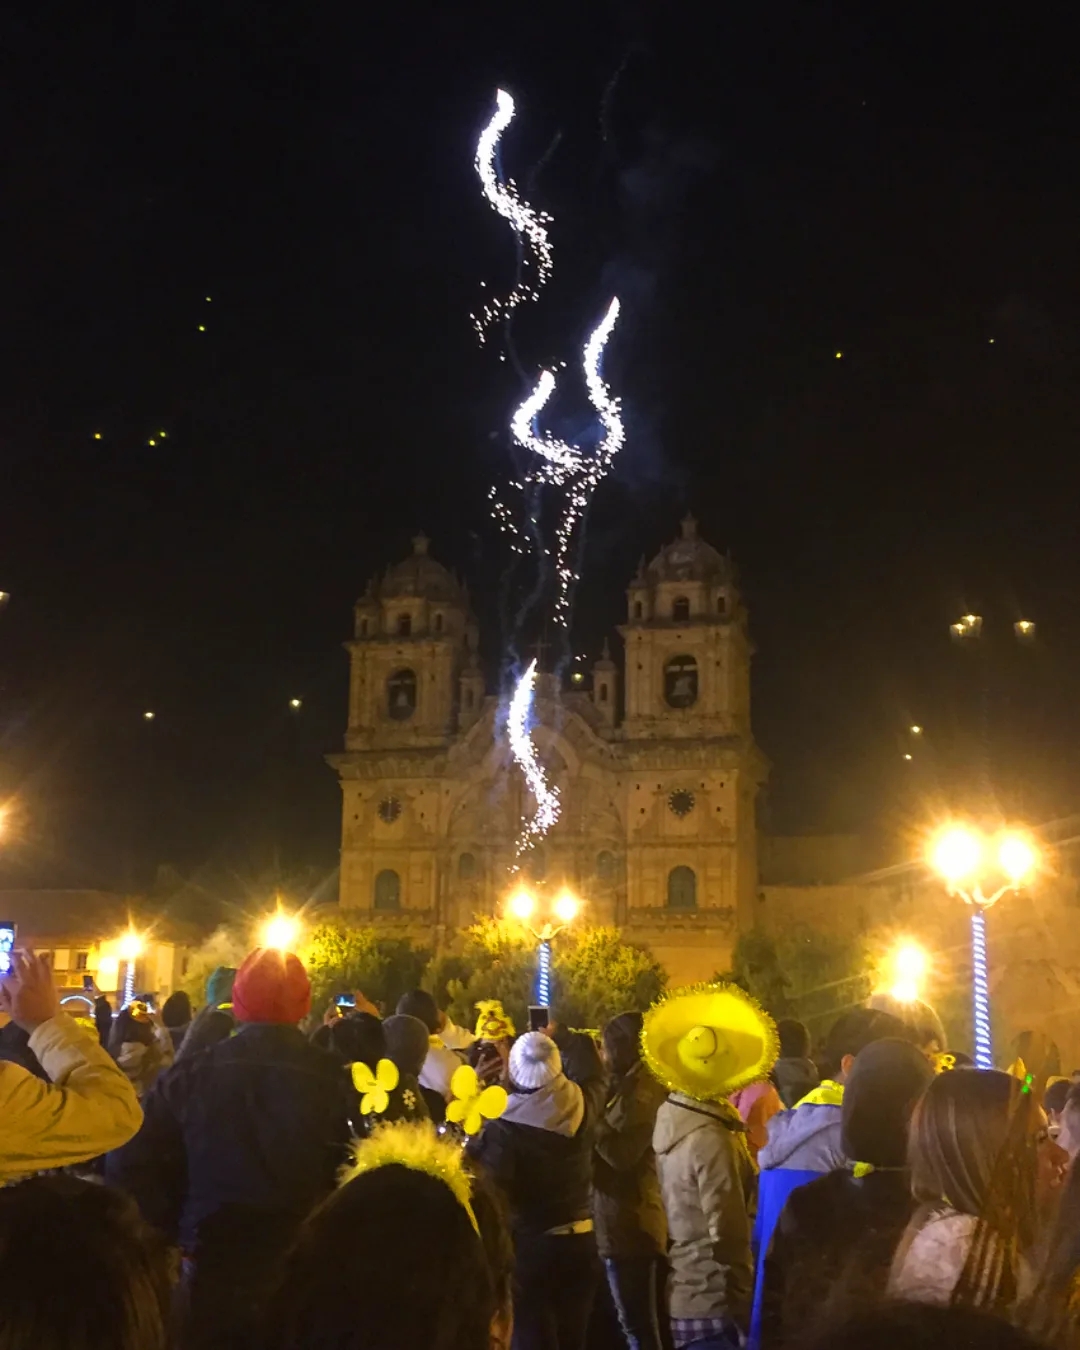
[{"xmin": 2, "ymin": 942, "xmax": 1080, "ymax": 1350}]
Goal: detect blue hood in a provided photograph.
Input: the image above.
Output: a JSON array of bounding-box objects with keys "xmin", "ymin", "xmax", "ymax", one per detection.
[{"xmin": 757, "ymin": 1101, "xmax": 846, "ymax": 1172}]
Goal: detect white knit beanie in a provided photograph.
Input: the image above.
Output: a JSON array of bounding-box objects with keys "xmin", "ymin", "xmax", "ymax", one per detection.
[{"xmin": 509, "ymin": 1031, "xmax": 563, "ymax": 1091}]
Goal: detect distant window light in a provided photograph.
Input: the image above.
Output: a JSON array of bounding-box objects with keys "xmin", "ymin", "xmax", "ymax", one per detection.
[
  {"xmin": 672, "ymin": 596, "xmax": 690, "ymax": 621},
  {"xmin": 374, "ymin": 869, "xmax": 401, "ymax": 911},
  {"xmin": 397, "ymin": 613, "xmax": 412, "ymax": 636},
  {"xmin": 458, "ymin": 852, "xmax": 477, "ymax": 880},
  {"xmin": 634, "ymin": 600, "xmax": 643, "ymax": 619},
  {"xmin": 667, "ymin": 865, "xmax": 697, "ymax": 910}
]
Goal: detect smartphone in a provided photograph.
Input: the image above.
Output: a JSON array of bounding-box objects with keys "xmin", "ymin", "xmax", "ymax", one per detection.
[
  {"xmin": 0, "ymin": 922, "xmax": 15, "ymax": 977},
  {"xmin": 528, "ymin": 1004, "xmax": 550, "ymax": 1033},
  {"xmin": 335, "ymin": 994, "xmax": 356, "ymax": 1010},
  {"xmin": 83, "ymin": 974, "xmax": 95, "ymax": 991}
]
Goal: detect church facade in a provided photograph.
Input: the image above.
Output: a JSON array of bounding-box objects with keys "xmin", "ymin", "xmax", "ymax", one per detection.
[{"xmin": 328, "ymin": 519, "xmax": 767, "ymax": 982}]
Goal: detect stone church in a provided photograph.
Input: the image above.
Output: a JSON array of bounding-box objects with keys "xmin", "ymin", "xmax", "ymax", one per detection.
[{"xmin": 328, "ymin": 518, "xmax": 766, "ymax": 981}]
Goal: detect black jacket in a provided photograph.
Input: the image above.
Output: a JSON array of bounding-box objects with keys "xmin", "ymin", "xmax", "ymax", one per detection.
[
  {"xmin": 106, "ymin": 1023, "xmax": 351, "ymax": 1257},
  {"xmin": 760, "ymin": 1167, "xmax": 916, "ymax": 1346},
  {"xmin": 469, "ymin": 1074, "xmax": 605, "ymax": 1235}
]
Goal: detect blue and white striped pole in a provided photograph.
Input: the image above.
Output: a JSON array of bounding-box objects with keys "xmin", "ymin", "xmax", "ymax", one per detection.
[
  {"xmin": 970, "ymin": 908, "xmax": 993, "ymax": 1069},
  {"xmin": 537, "ymin": 938, "xmax": 552, "ymax": 1007}
]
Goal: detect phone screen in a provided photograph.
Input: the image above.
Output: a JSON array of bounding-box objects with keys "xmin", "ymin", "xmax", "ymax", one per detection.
[
  {"xmin": 83, "ymin": 974, "xmax": 95, "ymax": 991},
  {"xmin": 0, "ymin": 923, "xmax": 15, "ymax": 977},
  {"xmin": 335, "ymin": 994, "xmax": 356, "ymax": 1009},
  {"xmin": 528, "ymin": 1004, "xmax": 550, "ymax": 1033}
]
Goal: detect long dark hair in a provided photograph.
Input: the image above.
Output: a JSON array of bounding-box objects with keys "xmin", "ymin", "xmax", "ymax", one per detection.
[
  {"xmin": 260, "ymin": 1161, "xmax": 512, "ymax": 1350},
  {"xmin": 1023, "ymin": 1156, "xmax": 1080, "ymax": 1340},
  {"xmin": 0, "ymin": 1176, "xmax": 171, "ymax": 1350}
]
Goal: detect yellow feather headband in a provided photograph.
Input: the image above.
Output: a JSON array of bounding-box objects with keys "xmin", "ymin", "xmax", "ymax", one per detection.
[{"xmin": 339, "ymin": 1120, "xmax": 480, "ymax": 1234}]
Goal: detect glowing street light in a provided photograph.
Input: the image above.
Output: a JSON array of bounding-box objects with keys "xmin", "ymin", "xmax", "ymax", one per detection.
[
  {"xmin": 910, "ymin": 725, "xmax": 923, "ymax": 736},
  {"xmin": 118, "ymin": 931, "xmax": 143, "ymax": 1006},
  {"xmin": 289, "ymin": 697, "xmax": 302, "ymax": 710},
  {"xmin": 888, "ymin": 941, "xmax": 928, "ymax": 1004},
  {"xmin": 143, "ymin": 710, "xmax": 155, "ymax": 722},
  {"xmin": 927, "ymin": 823, "xmax": 1039, "ymax": 1068},
  {"xmin": 261, "ymin": 910, "xmax": 300, "ymax": 952},
  {"xmin": 505, "ymin": 888, "xmax": 581, "ymax": 1006}
]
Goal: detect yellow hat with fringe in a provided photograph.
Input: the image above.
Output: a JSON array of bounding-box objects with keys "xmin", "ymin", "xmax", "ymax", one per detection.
[{"xmin": 642, "ymin": 982, "xmax": 778, "ymax": 1102}]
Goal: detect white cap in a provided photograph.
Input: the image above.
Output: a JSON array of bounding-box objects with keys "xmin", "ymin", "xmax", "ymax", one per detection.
[{"xmin": 509, "ymin": 1031, "xmax": 563, "ymax": 1091}]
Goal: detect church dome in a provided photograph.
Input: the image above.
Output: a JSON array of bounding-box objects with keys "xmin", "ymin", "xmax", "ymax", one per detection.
[
  {"xmin": 645, "ymin": 515, "xmax": 728, "ymax": 583},
  {"xmin": 379, "ymin": 533, "xmax": 465, "ymax": 603}
]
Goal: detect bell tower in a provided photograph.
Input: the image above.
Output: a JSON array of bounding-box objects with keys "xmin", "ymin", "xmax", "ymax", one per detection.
[{"xmin": 618, "ymin": 515, "xmax": 751, "ymax": 740}]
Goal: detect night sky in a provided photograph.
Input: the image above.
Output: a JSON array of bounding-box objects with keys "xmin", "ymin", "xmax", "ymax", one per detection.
[{"xmin": 2, "ymin": 3, "xmax": 1079, "ymax": 893}]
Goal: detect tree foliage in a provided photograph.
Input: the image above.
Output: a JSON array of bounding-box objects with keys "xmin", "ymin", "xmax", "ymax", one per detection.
[{"xmin": 301, "ymin": 920, "xmax": 429, "ymax": 1015}]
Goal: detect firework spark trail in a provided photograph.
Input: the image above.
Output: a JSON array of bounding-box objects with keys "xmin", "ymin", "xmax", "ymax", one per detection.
[
  {"xmin": 507, "ymin": 658, "xmax": 561, "ymax": 859},
  {"xmin": 472, "ymin": 90, "xmax": 554, "ymax": 345}
]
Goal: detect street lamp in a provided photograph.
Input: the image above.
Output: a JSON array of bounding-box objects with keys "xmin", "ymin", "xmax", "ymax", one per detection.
[
  {"xmin": 117, "ymin": 931, "xmax": 143, "ymax": 1006},
  {"xmin": 261, "ymin": 910, "xmax": 300, "ymax": 952},
  {"xmin": 887, "ymin": 940, "xmax": 928, "ymax": 1004},
  {"xmin": 927, "ymin": 824, "xmax": 1038, "ymax": 1069},
  {"xmin": 506, "ymin": 889, "xmax": 580, "ymax": 1006}
]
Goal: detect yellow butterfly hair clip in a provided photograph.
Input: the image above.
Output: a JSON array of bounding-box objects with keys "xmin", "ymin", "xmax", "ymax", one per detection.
[
  {"xmin": 351, "ymin": 1058, "xmax": 400, "ymax": 1115},
  {"xmin": 446, "ymin": 1063, "xmax": 508, "ymax": 1135}
]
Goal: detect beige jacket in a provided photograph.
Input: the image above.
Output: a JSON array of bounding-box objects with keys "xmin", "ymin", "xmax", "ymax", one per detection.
[{"xmin": 0, "ymin": 1013, "xmax": 143, "ymax": 1182}]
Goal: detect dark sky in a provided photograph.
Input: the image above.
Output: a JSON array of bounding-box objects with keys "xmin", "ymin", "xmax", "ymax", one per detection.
[{"xmin": 1, "ymin": 2, "xmax": 1079, "ymax": 890}]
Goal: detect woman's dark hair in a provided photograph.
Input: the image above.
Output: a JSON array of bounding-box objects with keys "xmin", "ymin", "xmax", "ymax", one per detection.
[
  {"xmin": 559, "ymin": 1030, "xmax": 604, "ymax": 1086},
  {"xmin": 161, "ymin": 989, "xmax": 192, "ymax": 1029},
  {"xmin": 109, "ymin": 1007, "xmax": 155, "ymax": 1053},
  {"xmin": 777, "ymin": 1018, "xmax": 811, "ymax": 1060},
  {"xmin": 1023, "ymin": 1151, "xmax": 1080, "ymax": 1340},
  {"xmin": 261, "ymin": 1160, "xmax": 512, "ymax": 1350},
  {"xmin": 0, "ymin": 1176, "xmax": 171, "ymax": 1350},
  {"xmin": 175, "ymin": 1005, "xmax": 235, "ymax": 1060},
  {"xmin": 602, "ymin": 1012, "xmax": 644, "ymax": 1080},
  {"xmin": 798, "ymin": 1300, "xmax": 1050, "ymax": 1350},
  {"xmin": 328, "ymin": 1012, "xmax": 386, "ymax": 1071},
  {"xmin": 820, "ymin": 1007, "xmax": 906, "ymax": 1078}
]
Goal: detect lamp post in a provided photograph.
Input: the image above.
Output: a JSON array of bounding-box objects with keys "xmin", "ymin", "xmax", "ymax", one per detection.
[
  {"xmin": 928, "ymin": 825, "xmax": 1038, "ymax": 1070},
  {"xmin": 117, "ymin": 931, "xmax": 143, "ymax": 1007},
  {"xmin": 507, "ymin": 890, "xmax": 579, "ymax": 1007}
]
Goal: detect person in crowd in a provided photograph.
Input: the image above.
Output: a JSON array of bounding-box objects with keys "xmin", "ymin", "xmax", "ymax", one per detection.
[
  {"xmin": 472, "ymin": 999, "xmax": 516, "ymax": 1085},
  {"xmin": 0, "ymin": 1174, "xmax": 172, "ymax": 1350},
  {"xmin": 109, "ymin": 1001, "xmax": 172, "ymax": 1097},
  {"xmin": 161, "ymin": 989, "xmax": 193, "ymax": 1054},
  {"xmin": 396, "ymin": 988, "xmax": 464, "ymax": 1101},
  {"xmin": 175, "ymin": 965, "xmax": 237, "ymax": 1061},
  {"xmin": 1024, "ymin": 1144, "xmax": 1080, "ymax": 1340},
  {"xmin": 868, "ymin": 994, "xmax": 948, "ymax": 1059},
  {"xmin": 260, "ymin": 1120, "xmax": 513, "ymax": 1350},
  {"xmin": 593, "ymin": 1011, "xmax": 669, "ymax": 1350},
  {"xmin": 1044, "ymin": 1077, "xmax": 1071, "ymax": 1135},
  {"xmin": 888, "ymin": 1068, "xmax": 1067, "ymax": 1310},
  {"xmin": 0, "ymin": 950, "xmax": 142, "ymax": 1180},
  {"xmin": 94, "ymin": 993, "xmax": 114, "ymax": 1047},
  {"xmin": 385, "ymin": 1011, "xmax": 444, "ymax": 1121},
  {"xmin": 749, "ymin": 1006, "xmax": 907, "ymax": 1343},
  {"xmin": 730, "ymin": 1075, "xmax": 782, "ymax": 1162},
  {"xmin": 647, "ymin": 983, "xmax": 777, "ymax": 1349},
  {"xmin": 1055, "ymin": 1084, "xmax": 1080, "ymax": 1159},
  {"xmin": 771, "ymin": 1019, "xmax": 819, "ymax": 1109},
  {"xmin": 333, "ymin": 1010, "xmax": 429, "ymax": 1128},
  {"xmin": 469, "ymin": 1030, "xmax": 602, "ymax": 1350},
  {"xmin": 759, "ymin": 1038, "xmax": 935, "ymax": 1345},
  {"xmin": 107, "ymin": 946, "xmax": 352, "ymax": 1350},
  {"xmin": 0, "ymin": 1016, "xmax": 46, "ymax": 1078}
]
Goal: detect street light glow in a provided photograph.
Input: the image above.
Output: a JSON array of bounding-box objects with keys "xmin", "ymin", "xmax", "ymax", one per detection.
[
  {"xmin": 289, "ymin": 697, "xmax": 302, "ymax": 709},
  {"xmin": 998, "ymin": 834, "xmax": 1037, "ymax": 884},
  {"xmin": 117, "ymin": 932, "xmax": 143, "ymax": 962},
  {"xmin": 930, "ymin": 826, "xmax": 982, "ymax": 884},
  {"xmin": 553, "ymin": 892, "xmax": 579, "ymax": 924},
  {"xmin": 910, "ymin": 725, "xmax": 923, "ymax": 736},
  {"xmin": 262, "ymin": 912, "xmax": 300, "ymax": 951},
  {"xmin": 889, "ymin": 940, "xmax": 928, "ymax": 1003},
  {"xmin": 508, "ymin": 891, "xmax": 535, "ymax": 921}
]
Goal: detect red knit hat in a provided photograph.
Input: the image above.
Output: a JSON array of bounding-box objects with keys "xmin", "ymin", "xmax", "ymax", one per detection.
[{"xmin": 232, "ymin": 948, "xmax": 311, "ymax": 1025}]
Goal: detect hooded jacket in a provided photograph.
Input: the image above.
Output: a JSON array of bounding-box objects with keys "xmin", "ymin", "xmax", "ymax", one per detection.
[
  {"xmin": 653, "ymin": 1093, "xmax": 755, "ymax": 1327},
  {"xmin": 772, "ymin": 1057, "xmax": 820, "ymax": 1110},
  {"xmin": 468, "ymin": 1073, "xmax": 600, "ymax": 1235},
  {"xmin": 0, "ymin": 1013, "xmax": 143, "ymax": 1182},
  {"xmin": 593, "ymin": 1061, "xmax": 668, "ymax": 1259}
]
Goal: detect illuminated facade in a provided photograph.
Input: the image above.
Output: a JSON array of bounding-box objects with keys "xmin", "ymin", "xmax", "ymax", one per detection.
[{"xmin": 328, "ymin": 519, "xmax": 766, "ymax": 980}]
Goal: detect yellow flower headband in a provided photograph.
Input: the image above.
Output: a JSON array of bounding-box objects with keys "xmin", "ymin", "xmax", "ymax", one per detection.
[{"xmin": 340, "ymin": 1120, "xmax": 481, "ymax": 1234}]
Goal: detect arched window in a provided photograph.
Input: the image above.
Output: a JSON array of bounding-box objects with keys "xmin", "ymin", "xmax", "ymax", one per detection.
[
  {"xmin": 458, "ymin": 852, "xmax": 477, "ymax": 880},
  {"xmin": 359, "ymin": 617, "xmax": 369, "ymax": 637},
  {"xmin": 397, "ymin": 613, "xmax": 412, "ymax": 636},
  {"xmin": 434, "ymin": 612, "xmax": 444, "ymax": 633},
  {"xmin": 672, "ymin": 596, "xmax": 690, "ymax": 621},
  {"xmin": 387, "ymin": 668, "xmax": 417, "ymax": 720},
  {"xmin": 596, "ymin": 850, "xmax": 616, "ymax": 882},
  {"xmin": 664, "ymin": 655, "xmax": 698, "ymax": 708},
  {"xmin": 716, "ymin": 593, "xmax": 727, "ymax": 615},
  {"xmin": 465, "ymin": 688, "xmax": 474, "ymax": 710},
  {"xmin": 667, "ymin": 865, "xmax": 697, "ymax": 910},
  {"xmin": 598, "ymin": 682, "xmax": 609, "ymax": 704},
  {"xmin": 633, "ymin": 600, "xmax": 643, "ymax": 619},
  {"xmin": 374, "ymin": 869, "xmax": 401, "ymax": 911}
]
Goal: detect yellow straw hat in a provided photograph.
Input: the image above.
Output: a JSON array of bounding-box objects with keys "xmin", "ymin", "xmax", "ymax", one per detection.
[{"xmin": 642, "ymin": 982, "xmax": 778, "ymax": 1101}]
